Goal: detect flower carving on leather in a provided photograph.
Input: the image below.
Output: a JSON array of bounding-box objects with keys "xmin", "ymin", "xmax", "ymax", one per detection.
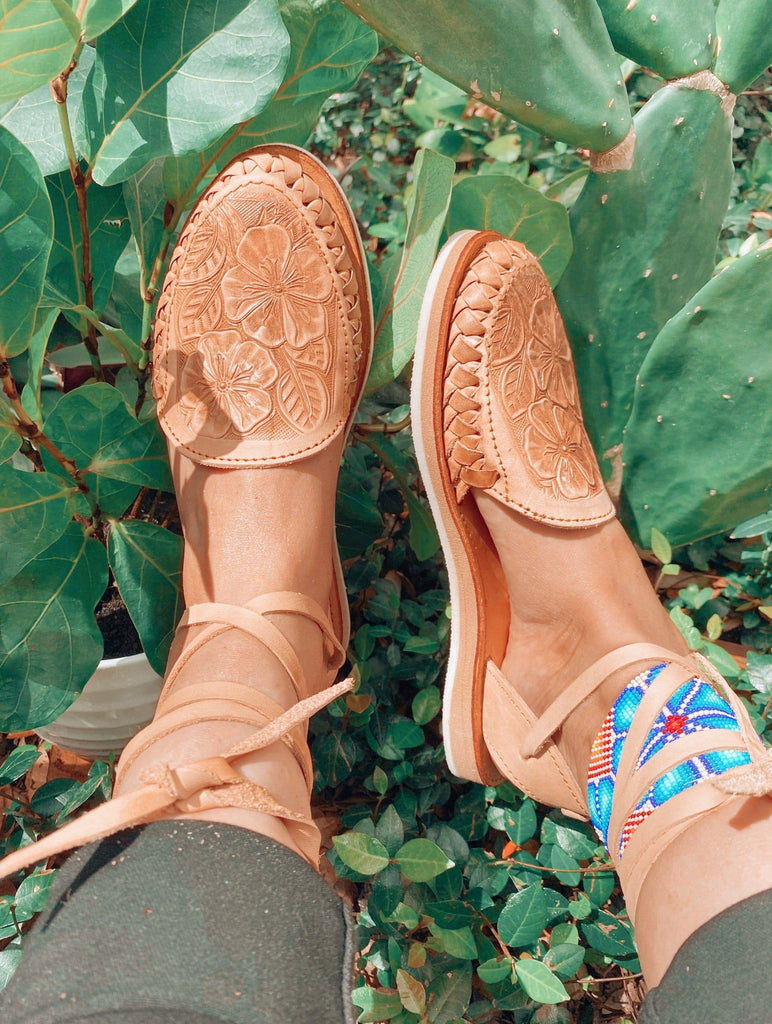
[
  {"xmin": 524, "ymin": 399, "xmax": 598, "ymax": 499},
  {"xmin": 179, "ymin": 331, "xmax": 277, "ymax": 437},
  {"xmin": 528, "ymin": 301, "xmax": 577, "ymax": 407},
  {"xmin": 222, "ymin": 224, "xmax": 331, "ymax": 349}
]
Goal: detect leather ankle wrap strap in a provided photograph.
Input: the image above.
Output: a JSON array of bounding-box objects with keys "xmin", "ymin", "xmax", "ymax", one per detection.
[
  {"xmin": 0, "ymin": 678, "xmax": 354, "ymax": 881},
  {"xmin": 520, "ymin": 643, "xmax": 682, "ymax": 759}
]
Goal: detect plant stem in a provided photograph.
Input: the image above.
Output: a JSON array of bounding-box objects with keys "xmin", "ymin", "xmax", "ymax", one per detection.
[
  {"xmin": 52, "ymin": 69, "xmax": 104, "ymax": 382},
  {"xmin": 1, "ymin": 360, "xmax": 93, "ymax": 501}
]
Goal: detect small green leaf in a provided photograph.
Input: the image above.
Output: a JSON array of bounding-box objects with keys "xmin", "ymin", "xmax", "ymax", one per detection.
[
  {"xmin": 13, "ymin": 870, "xmax": 55, "ymax": 922},
  {"xmin": 732, "ymin": 511, "xmax": 772, "ymax": 539},
  {"xmin": 395, "ymin": 838, "xmax": 453, "ymax": 882},
  {"xmin": 367, "ymin": 147, "xmax": 454, "ymax": 392},
  {"xmin": 0, "ymin": 424, "xmax": 20, "ymax": 464},
  {"xmin": 543, "ymin": 943, "xmax": 585, "ymax": 980},
  {"xmin": 426, "ymin": 966, "xmax": 472, "ymax": 1024},
  {"xmin": 498, "ymin": 884, "xmax": 550, "ymax": 947},
  {"xmin": 747, "ymin": 651, "xmax": 772, "ymax": 695},
  {"xmin": 541, "ymin": 815, "xmax": 598, "ymax": 859},
  {"xmin": 583, "ymin": 869, "xmax": 616, "ymax": 908},
  {"xmin": 375, "ymin": 805, "xmax": 404, "ymax": 857},
  {"xmin": 411, "ymin": 688, "xmax": 441, "ymax": 728},
  {"xmin": 351, "ymin": 985, "xmax": 402, "ymax": 1023},
  {"xmin": 372, "ymin": 764, "xmax": 388, "ymax": 796},
  {"xmin": 700, "ymin": 642, "xmax": 741, "ymax": 681},
  {"xmin": 515, "ymin": 959, "xmax": 569, "ymax": 1004},
  {"xmin": 396, "ymin": 969, "xmax": 426, "ymax": 1015},
  {"xmin": 0, "ymin": 945, "xmax": 22, "ymax": 991},
  {"xmin": 333, "ymin": 832, "xmax": 390, "ymax": 876},
  {"xmin": 431, "ymin": 924, "xmax": 477, "ymax": 960},
  {"xmin": 477, "ymin": 957, "xmax": 514, "ymax": 985},
  {"xmin": 650, "ymin": 527, "xmax": 672, "ymax": 565},
  {"xmin": 81, "ymin": 0, "xmax": 143, "ymax": 39},
  {"xmin": 0, "ymin": 744, "xmax": 40, "ymax": 786},
  {"xmin": 581, "ymin": 910, "xmax": 636, "ymax": 958}
]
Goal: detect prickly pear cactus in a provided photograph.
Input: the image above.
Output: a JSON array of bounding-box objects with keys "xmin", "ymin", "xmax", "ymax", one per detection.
[
  {"xmin": 623, "ymin": 244, "xmax": 772, "ymax": 545},
  {"xmin": 714, "ymin": 0, "xmax": 772, "ymax": 93},
  {"xmin": 337, "ymin": 0, "xmax": 631, "ymax": 151},
  {"xmin": 555, "ymin": 78, "xmax": 734, "ymax": 470},
  {"xmin": 594, "ymin": 0, "xmax": 716, "ymax": 79}
]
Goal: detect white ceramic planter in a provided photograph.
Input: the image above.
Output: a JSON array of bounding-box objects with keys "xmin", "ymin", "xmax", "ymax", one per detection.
[{"xmin": 37, "ymin": 653, "xmax": 163, "ymax": 759}]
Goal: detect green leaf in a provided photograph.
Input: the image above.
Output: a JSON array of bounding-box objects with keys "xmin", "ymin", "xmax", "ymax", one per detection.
[
  {"xmin": 714, "ymin": 0, "xmax": 772, "ymax": 93},
  {"xmin": 43, "ymin": 384, "xmax": 172, "ymax": 508},
  {"xmin": 77, "ymin": 0, "xmax": 290, "ymax": 186},
  {"xmin": 315, "ymin": 731, "xmax": 358, "ymax": 786},
  {"xmin": 0, "ymin": 126, "xmax": 54, "ymax": 358},
  {"xmin": 515, "ymin": 959, "xmax": 569, "ymax": 1004},
  {"xmin": 541, "ymin": 815, "xmax": 599, "ymax": 860},
  {"xmin": 122, "ymin": 159, "xmax": 167, "ymax": 286},
  {"xmin": 431, "ymin": 924, "xmax": 477, "ymax": 960},
  {"xmin": 747, "ymin": 651, "xmax": 772, "ymax": 695},
  {"xmin": 333, "ymin": 832, "xmax": 390, "ymax": 875},
  {"xmin": 700, "ymin": 642, "xmax": 741, "ymax": 681},
  {"xmin": 0, "ymin": 424, "xmax": 21, "ymax": 464},
  {"xmin": 732, "ymin": 511, "xmax": 772, "ymax": 539},
  {"xmin": 412, "ymin": 686, "xmax": 441, "ymax": 726},
  {"xmin": 367, "ymin": 148, "xmax": 454, "ymax": 393},
  {"xmin": 0, "ymin": 47, "xmax": 95, "ymax": 176},
  {"xmin": 375, "ymin": 804, "xmax": 404, "ymax": 857},
  {"xmin": 12, "ymin": 870, "xmax": 55, "ymax": 922},
  {"xmin": 336, "ymin": 466, "xmax": 383, "ymax": 559},
  {"xmin": 623, "ymin": 245, "xmax": 772, "ymax": 545},
  {"xmin": 581, "ymin": 910, "xmax": 636, "ymax": 958},
  {"xmin": 540, "ymin": 844, "xmax": 581, "ymax": 886},
  {"xmin": 107, "ymin": 520, "xmax": 183, "ymax": 675},
  {"xmin": 81, "ymin": 0, "xmax": 142, "ymax": 39},
  {"xmin": 20, "ymin": 306, "xmax": 60, "ymax": 423},
  {"xmin": 498, "ymin": 884, "xmax": 550, "ymax": 948},
  {"xmin": 650, "ymin": 527, "xmax": 672, "ymax": 566},
  {"xmin": 0, "ymin": 464, "xmax": 77, "ymax": 587},
  {"xmin": 0, "ymin": 0, "xmax": 80, "ymax": 104},
  {"xmin": 446, "ymin": 175, "xmax": 572, "ymax": 286},
  {"xmin": 351, "ymin": 985, "xmax": 402, "ymax": 1023},
  {"xmin": 426, "ymin": 965, "xmax": 472, "ymax": 1024},
  {"xmin": 395, "ymin": 838, "xmax": 453, "ymax": 882},
  {"xmin": 477, "ymin": 957, "xmax": 514, "ymax": 985},
  {"xmin": 595, "ymin": 0, "xmax": 715, "ymax": 79},
  {"xmin": 583, "ymin": 869, "xmax": 616, "ymax": 908},
  {"xmin": 53, "ymin": 759, "xmax": 111, "ymax": 821},
  {"xmin": 364, "ymin": 435, "xmax": 440, "ymax": 561},
  {"xmin": 0, "ymin": 744, "xmax": 40, "ymax": 786},
  {"xmin": 43, "ymin": 173, "xmax": 131, "ymax": 315},
  {"xmin": 396, "ymin": 970, "xmax": 426, "ymax": 1016},
  {"xmin": 0, "ymin": 946, "xmax": 22, "ymax": 991},
  {"xmin": 0, "ymin": 522, "xmax": 107, "ymax": 731},
  {"xmin": 162, "ymin": 0, "xmax": 378, "ymax": 206}
]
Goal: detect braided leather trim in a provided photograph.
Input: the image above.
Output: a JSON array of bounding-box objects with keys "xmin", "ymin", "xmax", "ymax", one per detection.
[
  {"xmin": 152, "ymin": 150, "xmax": 364, "ymax": 428},
  {"xmin": 443, "ymin": 238, "xmax": 522, "ymax": 501}
]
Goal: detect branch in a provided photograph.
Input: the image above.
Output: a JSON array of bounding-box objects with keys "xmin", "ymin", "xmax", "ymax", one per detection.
[
  {"xmin": 52, "ymin": 67, "xmax": 104, "ymax": 382},
  {"xmin": 1, "ymin": 360, "xmax": 94, "ymax": 503}
]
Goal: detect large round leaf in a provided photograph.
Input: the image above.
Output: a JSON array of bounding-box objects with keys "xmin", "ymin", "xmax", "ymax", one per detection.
[
  {"xmin": 0, "ymin": 127, "xmax": 54, "ymax": 358},
  {"xmin": 623, "ymin": 244, "xmax": 772, "ymax": 545},
  {"xmin": 0, "ymin": 0, "xmax": 80, "ymax": 104},
  {"xmin": 76, "ymin": 0, "xmax": 291, "ymax": 186},
  {"xmin": 0, "ymin": 464, "xmax": 77, "ymax": 587},
  {"xmin": 446, "ymin": 175, "xmax": 572, "ymax": 286},
  {"xmin": 0, "ymin": 523, "xmax": 106, "ymax": 731},
  {"xmin": 108, "ymin": 519, "xmax": 183, "ymax": 675}
]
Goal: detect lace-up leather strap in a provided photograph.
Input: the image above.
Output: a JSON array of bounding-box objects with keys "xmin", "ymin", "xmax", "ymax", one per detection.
[
  {"xmin": 160, "ymin": 592, "xmax": 346, "ymax": 705},
  {"xmin": 0, "ymin": 678, "xmax": 354, "ymax": 881}
]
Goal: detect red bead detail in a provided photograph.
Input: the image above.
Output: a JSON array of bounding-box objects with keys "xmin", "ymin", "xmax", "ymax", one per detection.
[{"xmin": 663, "ymin": 713, "xmax": 688, "ymax": 735}]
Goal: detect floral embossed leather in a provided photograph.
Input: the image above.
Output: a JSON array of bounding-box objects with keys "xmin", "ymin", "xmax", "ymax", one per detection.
[
  {"xmin": 154, "ymin": 148, "xmax": 368, "ymax": 467},
  {"xmin": 442, "ymin": 236, "xmax": 614, "ymax": 526}
]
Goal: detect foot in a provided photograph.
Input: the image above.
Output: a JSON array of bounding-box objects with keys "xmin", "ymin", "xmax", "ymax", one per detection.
[{"xmin": 475, "ymin": 494, "xmax": 687, "ymax": 789}]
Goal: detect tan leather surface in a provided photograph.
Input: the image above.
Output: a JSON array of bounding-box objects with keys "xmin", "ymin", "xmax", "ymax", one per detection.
[
  {"xmin": 154, "ymin": 148, "xmax": 369, "ymax": 468},
  {"xmin": 443, "ymin": 237, "xmax": 615, "ymax": 527}
]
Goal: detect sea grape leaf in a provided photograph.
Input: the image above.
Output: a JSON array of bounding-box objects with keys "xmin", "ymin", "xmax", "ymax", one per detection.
[
  {"xmin": 0, "ymin": 523, "xmax": 106, "ymax": 731},
  {"xmin": 0, "ymin": 127, "xmax": 54, "ymax": 358},
  {"xmin": 108, "ymin": 520, "xmax": 183, "ymax": 675}
]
